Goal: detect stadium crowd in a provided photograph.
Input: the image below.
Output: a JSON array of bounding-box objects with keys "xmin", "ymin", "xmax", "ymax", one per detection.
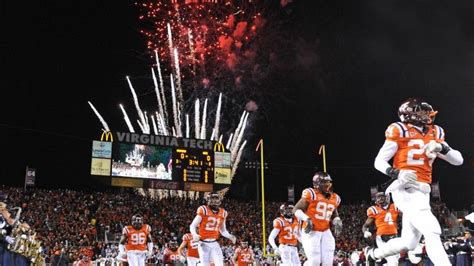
[{"xmin": 0, "ymin": 186, "xmax": 471, "ymax": 265}]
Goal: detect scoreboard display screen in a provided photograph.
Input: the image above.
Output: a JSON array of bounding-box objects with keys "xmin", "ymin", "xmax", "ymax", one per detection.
[{"xmin": 173, "ymin": 148, "xmax": 214, "ymax": 183}]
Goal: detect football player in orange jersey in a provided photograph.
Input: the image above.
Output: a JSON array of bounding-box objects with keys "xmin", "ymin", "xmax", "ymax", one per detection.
[
  {"xmin": 163, "ymin": 240, "xmax": 180, "ymax": 265},
  {"xmin": 189, "ymin": 192, "xmax": 237, "ymax": 266},
  {"xmin": 268, "ymin": 203, "xmax": 301, "ymax": 265},
  {"xmin": 118, "ymin": 214, "xmax": 153, "ymax": 266},
  {"xmin": 233, "ymin": 241, "xmax": 255, "ymax": 266},
  {"xmin": 177, "ymin": 232, "xmax": 200, "ymax": 266},
  {"xmin": 293, "ymin": 172, "xmax": 342, "ymax": 266},
  {"xmin": 362, "ymin": 192, "xmax": 401, "ymax": 266},
  {"xmin": 366, "ymin": 98, "xmax": 463, "ymax": 265}
]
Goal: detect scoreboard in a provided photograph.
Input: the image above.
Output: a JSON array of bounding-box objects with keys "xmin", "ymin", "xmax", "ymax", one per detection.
[
  {"xmin": 90, "ymin": 132, "xmax": 232, "ymax": 190},
  {"xmin": 173, "ymin": 148, "xmax": 214, "ymax": 183}
]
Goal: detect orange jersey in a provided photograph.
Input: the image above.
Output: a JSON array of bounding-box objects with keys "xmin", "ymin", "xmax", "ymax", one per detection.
[
  {"xmin": 385, "ymin": 122, "xmax": 445, "ymax": 183},
  {"xmin": 182, "ymin": 233, "xmax": 199, "ymax": 258},
  {"xmin": 196, "ymin": 205, "xmax": 228, "ymax": 240},
  {"xmin": 272, "ymin": 217, "xmax": 299, "ymax": 245},
  {"xmin": 302, "ymin": 188, "xmax": 341, "ymax": 231},
  {"xmin": 367, "ymin": 204, "xmax": 400, "ymax": 236},
  {"xmin": 163, "ymin": 248, "xmax": 180, "ymax": 264},
  {"xmin": 235, "ymin": 247, "xmax": 254, "ymax": 266},
  {"xmin": 122, "ymin": 224, "xmax": 151, "ymax": 251}
]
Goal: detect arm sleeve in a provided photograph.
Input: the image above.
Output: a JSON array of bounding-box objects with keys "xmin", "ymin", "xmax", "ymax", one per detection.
[
  {"xmin": 190, "ymin": 215, "xmax": 202, "ymax": 236},
  {"xmin": 219, "ymin": 218, "xmax": 233, "ymax": 239},
  {"xmin": 374, "ymin": 140, "xmax": 398, "ymax": 174},
  {"xmin": 268, "ymin": 228, "xmax": 280, "ymax": 251},
  {"xmin": 436, "ymin": 141, "xmax": 463, "ymax": 166}
]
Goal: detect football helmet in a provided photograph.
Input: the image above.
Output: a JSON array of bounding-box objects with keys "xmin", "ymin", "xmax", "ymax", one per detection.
[
  {"xmin": 206, "ymin": 192, "xmax": 222, "ymax": 211},
  {"xmin": 279, "ymin": 203, "xmax": 294, "ymax": 219},
  {"xmin": 169, "ymin": 240, "xmax": 178, "ymax": 251},
  {"xmin": 313, "ymin": 172, "xmax": 332, "ymax": 198},
  {"xmin": 241, "ymin": 241, "xmax": 249, "ymax": 249},
  {"xmin": 375, "ymin": 192, "xmax": 390, "ymax": 207},
  {"xmin": 131, "ymin": 214, "xmax": 143, "ymax": 229},
  {"xmin": 398, "ymin": 98, "xmax": 437, "ymax": 126}
]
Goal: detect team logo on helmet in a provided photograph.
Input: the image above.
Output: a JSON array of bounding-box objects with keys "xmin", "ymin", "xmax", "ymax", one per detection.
[{"xmin": 398, "ymin": 98, "xmax": 437, "ymax": 126}]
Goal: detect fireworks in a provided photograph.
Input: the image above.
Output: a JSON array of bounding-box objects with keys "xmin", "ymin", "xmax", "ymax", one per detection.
[
  {"xmin": 137, "ymin": 0, "xmax": 265, "ymax": 88},
  {"xmin": 89, "ymin": 51, "xmax": 250, "ymax": 178}
]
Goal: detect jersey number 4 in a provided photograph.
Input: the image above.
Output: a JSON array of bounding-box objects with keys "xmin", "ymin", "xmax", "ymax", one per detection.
[
  {"xmin": 384, "ymin": 212, "xmax": 394, "ymax": 225},
  {"xmin": 315, "ymin": 202, "xmax": 335, "ymax": 221},
  {"xmin": 407, "ymin": 139, "xmax": 435, "ymax": 166},
  {"xmin": 131, "ymin": 232, "xmax": 146, "ymax": 245}
]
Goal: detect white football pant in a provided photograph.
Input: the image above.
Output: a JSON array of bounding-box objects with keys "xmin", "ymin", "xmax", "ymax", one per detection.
[
  {"xmin": 187, "ymin": 256, "xmax": 199, "ymax": 266},
  {"xmin": 279, "ymin": 244, "xmax": 301, "ymax": 265},
  {"xmin": 375, "ymin": 236, "xmax": 399, "ymax": 266},
  {"xmin": 301, "ymin": 229, "xmax": 335, "ymax": 266},
  {"xmin": 376, "ymin": 181, "xmax": 450, "ymax": 265},
  {"xmin": 126, "ymin": 250, "xmax": 147, "ymax": 266},
  {"xmin": 198, "ymin": 241, "xmax": 224, "ymax": 266}
]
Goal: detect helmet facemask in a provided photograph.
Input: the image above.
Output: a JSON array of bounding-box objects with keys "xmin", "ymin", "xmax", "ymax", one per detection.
[
  {"xmin": 313, "ymin": 172, "xmax": 333, "ymax": 198},
  {"xmin": 280, "ymin": 204, "xmax": 294, "ymax": 219},
  {"xmin": 375, "ymin": 193, "xmax": 390, "ymax": 208},
  {"xmin": 207, "ymin": 193, "xmax": 222, "ymax": 212},
  {"xmin": 398, "ymin": 99, "xmax": 437, "ymax": 126},
  {"xmin": 131, "ymin": 215, "xmax": 143, "ymax": 230}
]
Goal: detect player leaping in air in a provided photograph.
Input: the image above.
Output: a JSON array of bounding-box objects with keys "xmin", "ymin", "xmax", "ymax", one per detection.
[
  {"xmin": 190, "ymin": 192, "xmax": 237, "ymax": 266},
  {"xmin": 293, "ymin": 172, "xmax": 343, "ymax": 266},
  {"xmin": 366, "ymin": 98, "xmax": 463, "ymax": 265}
]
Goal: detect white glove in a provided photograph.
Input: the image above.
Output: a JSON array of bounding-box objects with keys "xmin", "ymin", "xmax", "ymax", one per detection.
[
  {"xmin": 179, "ymin": 255, "xmax": 186, "ymax": 263},
  {"xmin": 228, "ymin": 234, "xmax": 237, "ymax": 244},
  {"xmin": 398, "ymin": 170, "xmax": 417, "ymax": 185},
  {"xmin": 424, "ymin": 140, "xmax": 442, "ymax": 159},
  {"xmin": 5, "ymin": 236, "xmax": 14, "ymax": 244},
  {"xmin": 332, "ymin": 217, "xmax": 343, "ymax": 236},
  {"xmin": 192, "ymin": 234, "xmax": 201, "ymax": 242},
  {"xmin": 363, "ymin": 230, "xmax": 372, "ymax": 239}
]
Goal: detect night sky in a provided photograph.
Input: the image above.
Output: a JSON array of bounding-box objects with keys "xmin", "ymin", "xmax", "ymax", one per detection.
[{"xmin": 3, "ymin": 0, "xmax": 473, "ymax": 209}]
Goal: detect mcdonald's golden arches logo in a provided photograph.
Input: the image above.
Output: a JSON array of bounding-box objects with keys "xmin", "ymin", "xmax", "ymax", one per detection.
[
  {"xmin": 213, "ymin": 142, "xmax": 225, "ymax": 152},
  {"xmin": 100, "ymin": 131, "xmax": 114, "ymax": 142}
]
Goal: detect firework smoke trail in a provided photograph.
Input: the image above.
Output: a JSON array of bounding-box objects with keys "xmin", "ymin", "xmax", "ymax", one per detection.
[
  {"xmin": 170, "ymin": 74, "xmax": 181, "ymax": 137},
  {"xmin": 173, "ymin": 48, "xmax": 183, "ymax": 105},
  {"xmin": 167, "ymin": 23, "xmax": 174, "ymax": 68},
  {"xmin": 154, "ymin": 50, "xmax": 168, "ymax": 122},
  {"xmin": 185, "ymin": 114, "xmax": 190, "ymax": 138},
  {"xmin": 218, "ymin": 134, "xmax": 223, "ymax": 144},
  {"xmin": 119, "ymin": 104, "xmax": 136, "ymax": 133},
  {"xmin": 200, "ymin": 98, "xmax": 208, "ymax": 139},
  {"xmin": 212, "ymin": 93, "xmax": 222, "ymax": 141},
  {"xmin": 126, "ymin": 76, "xmax": 149, "ymax": 133},
  {"xmin": 230, "ymin": 111, "xmax": 247, "ymax": 150},
  {"xmin": 151, "ymin": 68, "xmax": 166, "ymax": 126},
  {"xmin": 231, "ymin": 112, "xmax": 249, "ymax": 162},
  {"xmin": 226, "ymin": 133, "xmax": 234, "ymax": 150},
  {"xmin": 232, "ymin": 140, "xmax": 247, "ymax": 177},
  {"xmin": 151, "ymin": 115, "xmax": 158, "ymax": 135},
  {"xmin": 194, "ymin": 99, "xmax": 200, "ymax": 139},
  {"xmin": 188, "ymin": 29, "xmax": 196, "ymax": 75},
  {"xmin": 158, "ymin": 113, "xmax": 168, "ymax": 136},
  {"xmin": 210, "ymin": 128, "xmax": 216, "ymax": 140},
  {"xmin": 88, "ymin": 101, "xmax": 110, "ymax": 131}
]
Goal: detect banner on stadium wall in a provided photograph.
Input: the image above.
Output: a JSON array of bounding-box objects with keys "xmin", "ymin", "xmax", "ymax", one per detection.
[
  {"xmin": 431, "ymin": 182, "xmax": 441, "ymax": 199},
  {"xmin": 288, "ymin": 185, "xmax": 295, "ymax": 203},
  {"xmin": 370, "ymin": 186, "xmax": 378, "ymax": 201},
  {"xmin": 24, "ymin": 167, "xmax": 36, "ymax": 188}
]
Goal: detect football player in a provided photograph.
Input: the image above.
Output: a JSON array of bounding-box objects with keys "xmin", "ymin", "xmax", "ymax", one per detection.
[
  {"xmin": 293, "ymin": 172, "xmax": 342, "ymax": 266},
  {"xmin": 268, "ymin": 203, "xmax": 301, "ymax": 265},
  {"xmin": 163, "ymin": 240, "xmax": 180, "ymax": 265},
  {"xmin": 362, "ymin": 192, "xmax": 400, "ymax": 266},
  {"xmin": 177, "ymin": 232, "xmax": 200, "ymax": 266},
  {"xmin": 118, "ymin": 214, "xmax": 153, "ymax": 266},
  {"xmin": 233, "ymin": 240, "xmax": 255, "ymax": 266},
  {"xmin": 366, "ymin": 98, "xmax": 463, "ymax": 265},
  {"xmin": 190, "ymin": 192, "xmax": 236, "ymax": 266}
]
